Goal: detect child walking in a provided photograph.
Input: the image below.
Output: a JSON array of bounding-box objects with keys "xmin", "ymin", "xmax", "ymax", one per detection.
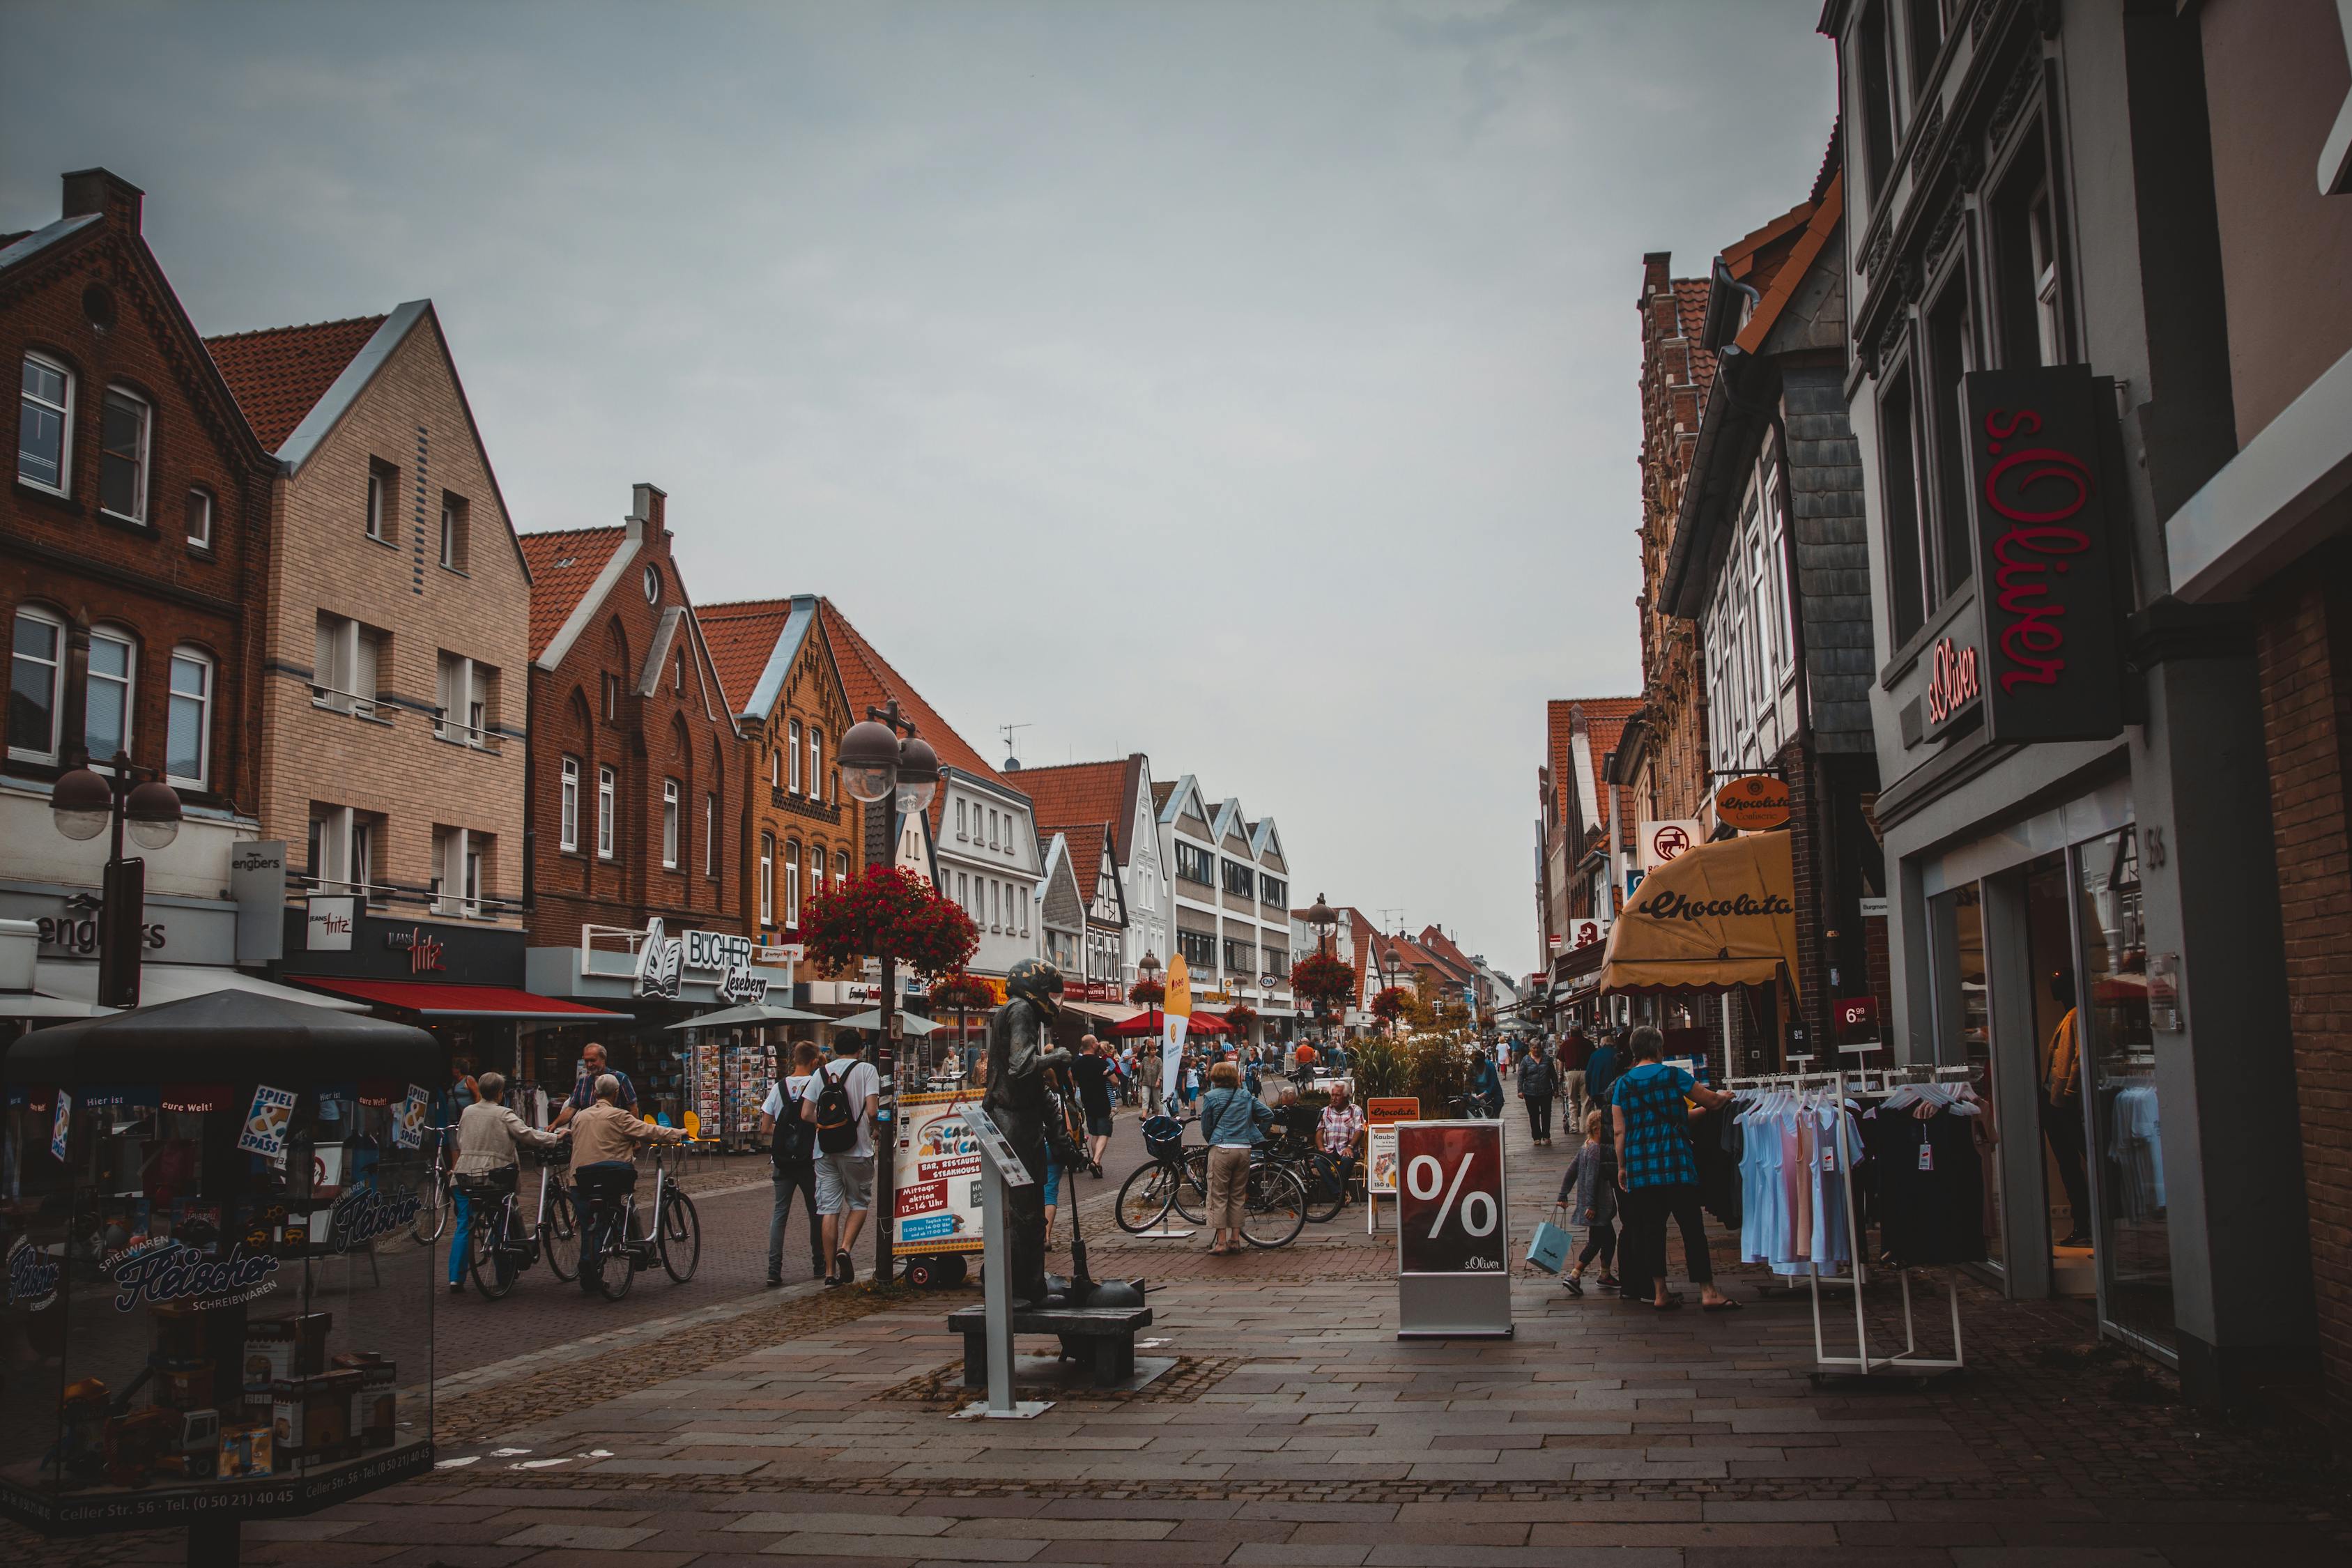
[{"xmin": 1555, "ymin": 1109, "xmax": 1617, "ymax": 1297}]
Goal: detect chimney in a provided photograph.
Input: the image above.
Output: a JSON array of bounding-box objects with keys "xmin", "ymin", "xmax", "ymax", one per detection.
[
  {"xmin": 627, "ymin": 482, "xmax": 667, "ymax": 540},
  {"xmin": 61, "ymin": 169, "xmax": 144, "ymax": 233}
]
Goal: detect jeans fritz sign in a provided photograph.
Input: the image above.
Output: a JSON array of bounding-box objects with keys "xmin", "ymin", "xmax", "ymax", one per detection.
[{"xmin": 1961, "ymin": 367, "xmax": 2124, "ymax": 742}]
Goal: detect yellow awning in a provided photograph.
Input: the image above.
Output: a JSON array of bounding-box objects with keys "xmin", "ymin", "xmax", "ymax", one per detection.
[{"xmin": 1599, "ymin": 830, "xmax": 1801, "ymax": 999}]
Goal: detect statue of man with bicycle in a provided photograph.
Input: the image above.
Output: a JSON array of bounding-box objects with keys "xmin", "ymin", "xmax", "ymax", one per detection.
[{"xmin": 983, "ymin": 958, "xmax": 1077, "ymax": 1307}]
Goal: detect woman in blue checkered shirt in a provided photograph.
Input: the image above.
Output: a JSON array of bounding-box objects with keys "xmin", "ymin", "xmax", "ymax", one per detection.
[{"xmin": 1610, "ymin": 1026, "xmax": 1740, "ymax": 1312}]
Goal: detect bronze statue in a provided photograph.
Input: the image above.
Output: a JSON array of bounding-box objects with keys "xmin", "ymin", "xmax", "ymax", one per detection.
[{"xmin": 983, "ymin": 958, "xmax": 1071, "ymax": 1307}]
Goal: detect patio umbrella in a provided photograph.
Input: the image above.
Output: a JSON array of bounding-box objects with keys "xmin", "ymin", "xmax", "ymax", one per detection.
[
  {"xmin": 663, "ymin": 1001, "xmax": 828, "ymax": 1029},
  {"xmin": 831, "ymin": 1008, "xmax": 943, "ymax": 1035}
]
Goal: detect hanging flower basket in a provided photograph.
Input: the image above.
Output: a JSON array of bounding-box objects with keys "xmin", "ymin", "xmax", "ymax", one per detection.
[
  {"xmin": 1289, "ymin": 952, "xmax": 1355, "ymax": 1010},
  {"xmin": 1369, "ymin": 986, "xmax": 1408, "ymax": 1025},
  {"xmin": 801, "ymin": 865, "xmax": 979, "ymax": 980},
  {"xmin": 928, "ymin": 969, "xmax": 999, "ymax": 1012},
  {"xmin": 1223, "ymin": 1002, "xmax": 1259, "ymax": 1034},
  {"xmin": 1128, "ymin": 978, "xmax": 1165, "ymax": 1007}
]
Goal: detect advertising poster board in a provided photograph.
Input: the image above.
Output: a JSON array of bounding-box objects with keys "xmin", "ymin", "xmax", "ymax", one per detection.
[
  {"xmin": 893, "ymin": 1091, "xmax": 988, "ymax": 1255},
  {"xmin": 1394, "ymin": 1119, "xmax": 1511, "ymax": 1338}
]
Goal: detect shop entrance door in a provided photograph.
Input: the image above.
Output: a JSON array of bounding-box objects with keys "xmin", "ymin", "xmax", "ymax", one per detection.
[
  {"xmin": 1925, "ymin": 883, "xmax": 2000, "ymax": 1269},
  {"xmin": 2022, "ymin": 853, "xmax": 2096, "ymax": 1297}
]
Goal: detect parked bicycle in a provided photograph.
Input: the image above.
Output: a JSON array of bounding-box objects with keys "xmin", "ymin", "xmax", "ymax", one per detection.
[
  {"xmin": 1116, "ymin": 1114, "xmax": 1208, "ymax": 1233},
  {"xmin": 1176, "ymin": 1139, "xmax": 1308, "ymax": 1247},
  {"xmin": 409, "ymin": 1125, "xmax": 455, "ymax": 1245},
  {"xmin": 462, "ymin": 1144, "xmax": 578, "ymax": 1298},
  {"xmin": 576, "ymin": 1140, "xmax": 700, "ymax": 1300}
]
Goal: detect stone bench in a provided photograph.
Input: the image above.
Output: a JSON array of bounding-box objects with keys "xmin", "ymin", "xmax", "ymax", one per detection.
[{"xmin": 946, "ymin": 1291, "xmax": 1153, "ymax": 1388}]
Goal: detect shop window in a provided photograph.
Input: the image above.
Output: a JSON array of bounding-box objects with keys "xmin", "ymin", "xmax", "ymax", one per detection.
[
  {"xmin": 9, "ymin": 604, "xmax": 65, "ymax": 762},
  {"xmin": 165, "ymin": 647, "xmax": 211, "ymax": 788},
  {"xmin": 18, "ymin": 353, "xmax": 72, "ymax": 493},
  {"xmin": 560, "ymin": 757, "xmax": 581, "ymax": 851},
  {"xmin": 98, "ymin": 385, "xmax": 150, "ymax": 523},
  {"xmin": 84, "ymin": 624, "xmax": 135, "ymax": 767}
]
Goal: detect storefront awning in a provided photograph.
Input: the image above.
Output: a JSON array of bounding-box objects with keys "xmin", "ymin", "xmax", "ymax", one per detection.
[
  {"xmin": 1599, "ymin": 830, "xmax": 1802, "ymax": 999},
  {"xmin": 291, "ymin": 977, "xmax": 629, "ymax": 1021},
  {"xmin": 1061, "ymin": 999, "xmax": 1140, "ymax": 1025},
  {"xmin": 37, "ymin": 962, "xmax": 369, "ymax": 1013}
]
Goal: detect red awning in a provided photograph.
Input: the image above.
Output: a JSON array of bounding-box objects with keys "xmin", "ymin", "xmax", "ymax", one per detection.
[{"xmin": 292, "ymin": 978, "xmax": 629, "ymax": 1022}]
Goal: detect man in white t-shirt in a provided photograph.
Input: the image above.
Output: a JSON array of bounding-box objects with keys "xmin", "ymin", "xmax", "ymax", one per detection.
[
  {"xmin": 801, "ymin": 1034, "xmax": 882, "ymax": 1286},
  {"xmin": 755, "ymin": 1040, "xmax": 824, "ymax": 1286}
]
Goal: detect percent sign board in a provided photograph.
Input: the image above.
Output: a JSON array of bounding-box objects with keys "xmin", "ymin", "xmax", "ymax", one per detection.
[{"xmin": 1395, "ymin": 1121, "xmax": 1507, "ymax": 1277}]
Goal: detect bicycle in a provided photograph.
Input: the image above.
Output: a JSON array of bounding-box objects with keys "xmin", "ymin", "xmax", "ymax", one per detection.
[
  {"xmin": 410, "ymin": 1125, "xmax": 455, "ymax": 1245},
  {"xmin": 462, "ymin": 1144, "xmax": 577, "ymax": 1298},
  {"xmin": 1115, "ymin": 1116, "xmax": 1208, "ymax": 1233},
  {"xmin": 1272, "ymin": 1142, "xmax": 1358, "ymax": 1225},
  {"xmin": 576, "ymin": 1142, "xmax": 700, "ymax": 1301},
  {"xmin": 1233, "ymin": 1146, "xmax": 1308, "ymax": 1248}
]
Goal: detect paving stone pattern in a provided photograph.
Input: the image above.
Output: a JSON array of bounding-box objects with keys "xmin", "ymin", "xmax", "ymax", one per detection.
[{"xmin": 12, "ymin": 1095, "xmax": 2345, "ymax": 1565}]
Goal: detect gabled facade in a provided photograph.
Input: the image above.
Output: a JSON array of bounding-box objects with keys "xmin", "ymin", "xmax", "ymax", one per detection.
[
  {"xmin": 208, "ymin": 298, "xmax": 532, "ymax": 951},
  {"xmin": 698, "ymin": 593, "xmax": 863, "ymax": 948},
  {"xmin": 1154, "ymin": 773, "xmax": 1298, "ymax": 1044},
  {"xmin": 1015, "ymin": 753, "xmax": 1167, "ymax": 985},
  {"xmin": 818, "ymin": 600, "xmax": 1039, "ymax": 978},
  {"xmin": 1037, "ymin": 831, "xmax": 1084, "ymax": 976},
  {"xmin": 512, "ymin": 483, "xmax": 755, "ymax": 1063},
  {"xmin": 1070, "ymin": 822, "xmax": 1129, "ymax": 994},
  {"xmin": 2, "ymin": 169, "xmax": 279, "ymax": 994}
]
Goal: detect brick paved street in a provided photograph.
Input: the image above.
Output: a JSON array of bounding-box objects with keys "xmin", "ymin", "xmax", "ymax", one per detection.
[{"xmin": 15, "ymin": 1094, "xmax": 2342, "ymax": 1567}]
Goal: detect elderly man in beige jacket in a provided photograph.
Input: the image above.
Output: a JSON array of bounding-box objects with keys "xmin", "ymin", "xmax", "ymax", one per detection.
[{"xmin": 567, "ymin": 1073, "xmax": 690, "ymax": 1291}]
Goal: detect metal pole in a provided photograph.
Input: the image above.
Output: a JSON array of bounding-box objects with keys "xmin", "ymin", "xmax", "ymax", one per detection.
[
  {"xmin": 873, "ymin": 784, "xmax": 901, "ymax": 1285},
  {"xmin": 980, "ymin": 1151, "xmax": 1013, "ymax": 1412}
]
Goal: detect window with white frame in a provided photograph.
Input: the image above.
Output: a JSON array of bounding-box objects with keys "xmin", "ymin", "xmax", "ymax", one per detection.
[
  {"xmin": 560, "ymin": 757, "xmax": 581, "ymax": 850},
  {"xmin": 661, "ymin": 778, "xmax": 680, "ymax": 868},
  {"xmin": 185, "ymin": 489, "xmax": 213, "ymax": 550},
  {"xmin": 760, "ymin": 833, "xmax": 776, "ymax": 925},
  {"xmin": 956, "ymin": 799, "xmax": 967, "ymax": 839},
  {"xmin": 365, "ymin": 461, "xmax": 395, "ymax": 542},
  {"xmin": 84, "ymin": 625, "xmax": 135, "ymax": 767},
  {"xmin": 436, "ymin": 652, "xmax": 493, "ymax": 746},
  {"xmin": 988, "ymin": 810, "xmax": 999, "ymax": 850},
  {"xmin": 808, "ymin": 727, "xmax": 821, "ymax": 801},
  {"xmin": 958, "ymin": 871, "xmax": 969, "ymax": 911},
  {"xmin": 19, "ymin": 354, "xmax": 72, "ymax": 493},
  {"xmin": 314, "ymin": 613, "xmax": 381, "ymax": 717},
  {"xmin": 165, "ymin": 647, "xmax": 211, "ymax": 787},
  {"xmin": 769, "ymin": 745, "xmax": 780, "ymax": 789},
  {"xmin": 788, "ymin": 720, "xmax": 802, "ymax": 793},
  {"xmin": 438, "ymin": 493, "xmax": 469, "ymax": 571},
  {"xmin": 705, "ymin": 793, "xmax": 718, "ymax": 875},
  {"xmin": 99, "ymin": 387, "xmax": 151, "ymax": 522},
  {"xmin": 8, "ymin": 606, "xmax": 65, "ymax": 762},
  {"xmin": 785, "ymin": 840, "xmax": 801, "ymax": 927},
  {"xmin": 597, "ymin": 766, "xmax": 616, "ymax": 857},
  {"xmin": 832, "ymin": 847, "xmax": 847, "ymax": 889}
]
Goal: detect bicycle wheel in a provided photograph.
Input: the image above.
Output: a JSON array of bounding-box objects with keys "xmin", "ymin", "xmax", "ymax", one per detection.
[
  {"xmin": 590, "ymin": 1211, "xmax": 635, "ymax": 1301},
  {"xmin": 658, "ymin": 1191, "xmax": 700, "ymax": 1283},
  {"xmin": 468, "ymin": 1203, "xmax": 517, "ymax": 1300},
  {"xmin": 1115, "ymin": 1163, "xmax": 1174, "ymax": 1233},
  {"xmin": 410, "ymin": 1173, "xmax": 446, "ymax": 1245},
  {"xmin": 1171, "ymin": 1148, "xmax": 1208, "ymax": 1225},
  {"xmin": 541, "ymin": 1187, "xmax": 578, "ymax": 1282},
  {"xmin": 1300, "ymin": 1157, "xmax": 1347, "ymax": 1225},
  {"xmin": 1239, "ymin": 1165, "xmax": 1307, "ymax": 1250}
]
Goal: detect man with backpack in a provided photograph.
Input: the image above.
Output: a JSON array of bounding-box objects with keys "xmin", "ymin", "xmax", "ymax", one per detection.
[
  {"xmin": 801, "ymin": 1032, "xmax": 882, "ymax": 1286},
  {"xmin": 756, "ymin": 1040, "xmax": 826, "ymax": 1287}
]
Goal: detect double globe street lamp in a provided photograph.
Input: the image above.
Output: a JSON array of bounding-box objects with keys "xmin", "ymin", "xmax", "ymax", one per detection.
[{"xmin": 50, "ymin": 749, "xmax": 183, "ymax": 1010}]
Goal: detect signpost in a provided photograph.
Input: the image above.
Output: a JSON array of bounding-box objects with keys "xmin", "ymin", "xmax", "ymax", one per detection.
[
  {"xmin": 957, "ymin": 1105, "xmax": 1047, "ymax": 1420},
  {"xmin": 1394, "ymin": 1119, "xmax": 1511, "ymax": 1338},
  {"xmin": 1712, "ymin": 775, "xmax": 1792, "ymax": 831}
]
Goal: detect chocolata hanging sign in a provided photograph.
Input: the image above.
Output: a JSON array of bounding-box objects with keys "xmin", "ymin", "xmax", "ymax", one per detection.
[{"xmin": 1960, "ymin": 367, "xmax": 2124, "ymax": 743}]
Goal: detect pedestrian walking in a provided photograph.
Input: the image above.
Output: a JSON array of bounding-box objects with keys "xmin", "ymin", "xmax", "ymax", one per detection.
[
  {"xmin": 551, "ymin": 1041, "xmax": 638, "ymax": 1128},
  {"xmin": 1517, "ymin": 1042, "xmax": 1560, "ymax": 1144},
  {"xmin": 1073, "ymin": 1035, "xmax": 1114, "ymax": 1175},
  {"xmin": 801, "ymin": 1033, "xmax": 882, "ymax": 1286},
  {"xmin": 1609, "ymin": 1026, "xmax": 1738, "ymax": 1312},
  {"xmin": 1197, "ymin": 1059, "xmax": 1272, "ymax": 1256},
  {"xmin": 447, "ymin": 1071, "xmax": 567, "ymax": 1293},
  {"xmin": 1553, "ymin": 1108, "xmax": 1617, "ymax": 1296},
  {"xmin": 1583, "ymin": 1028, "xmax": 1624, "ymax": 1112},
  {"xmin": 566, "ymin": 1074, "xmax": 690, "ymax": 1290},
  {"xmin": 756, "ymin": 1040, "xmax": 825, "ymax": 1287},
  {"xmin": 1468, "ymin": 1047, "xmax": 1504, "ymax": 1119},
  {"xmin": 1560, "ymin": 1027, "xmax": 1594, "ymax": 1125}
]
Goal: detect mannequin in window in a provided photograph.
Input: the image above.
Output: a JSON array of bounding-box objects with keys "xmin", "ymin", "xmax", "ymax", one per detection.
[{"xmin": 2040, "ymin": 969, "xmax": 2092, "ymax": 1249}]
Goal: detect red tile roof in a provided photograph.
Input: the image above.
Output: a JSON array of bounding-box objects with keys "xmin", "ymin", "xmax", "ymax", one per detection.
[
  {"xmin": 816, "ymin": 599, "xmax": 1023, "ymax": 836},
  {"xmin": 517, "ymin": 526, "xmax": 626, "ymax": 662},
  {"xmin": 1732, "ymin": 172, "xmax": 1843, "ymax": 359},
  {"xmin": 696, "ymin": 598, "xmax": 799, "ymax": 718},
  {"xmin": 206, "ymin": 315, "xmax": 386, "ymax": 451},
  {"xmin": 1546, "ymin": 697, "xmax": 1640, "ymax": 845},
  {"xmin": 1016, "ymin": 758, "xmax": 1139, "ymax": 859},
  {"xmin": 1673, "ymin": 277, "xmax": 1717, "ymax": 397}
]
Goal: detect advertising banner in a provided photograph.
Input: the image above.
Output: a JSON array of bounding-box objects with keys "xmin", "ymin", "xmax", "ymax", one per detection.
[
  {"xmin": 893, "ymin": 1091, "xmax": 988, "ymax": 1254},
  {"xmin": 1394, "ymin": 1119, "xmax": 1512, "ymax": 1338},
  {"xmin": 237, "ymin": 1085, "xmax": 298, "ymax": 1162}
]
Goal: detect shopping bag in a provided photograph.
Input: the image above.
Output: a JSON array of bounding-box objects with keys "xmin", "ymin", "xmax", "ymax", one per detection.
[{"xmin": 1526, "ymin": 1210, "xmax": 1572, "ymax": 1274}]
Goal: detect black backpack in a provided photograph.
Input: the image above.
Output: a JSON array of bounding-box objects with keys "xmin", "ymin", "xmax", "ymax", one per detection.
[
  {"xmin": 770, "ymin": 1078, "xmax": 814, "ymax": 1171},
  {"xmin": 810, "ymin": 1059, "xmax": 861, "ymax": 1154}
]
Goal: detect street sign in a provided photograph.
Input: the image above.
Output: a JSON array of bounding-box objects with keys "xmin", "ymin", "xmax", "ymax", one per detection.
[
  {"xmin": 1364, "ymin": 1097, "xmax": 1420, "ymax": 1125},
  {"xmin": 1713, "ymin": 775, "xmax": 1791, "ymax": 831},
  {"xmin": 1394, "ymin": 1119, "xmax": 1512, "ymax": 1338},
  {"xmin": 1638, "ymin": 820, "xmax": 1702, "ymax": 870}
]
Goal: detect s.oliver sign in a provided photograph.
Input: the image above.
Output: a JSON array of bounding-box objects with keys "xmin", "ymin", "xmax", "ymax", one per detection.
[
  {"xmin": 1960, "ymin": 367, "xmax": 2124, "ymax": 743},
  {"xmin": 1395, "ymin": 1121, "xmax": 1507, "ymax": 1277}
]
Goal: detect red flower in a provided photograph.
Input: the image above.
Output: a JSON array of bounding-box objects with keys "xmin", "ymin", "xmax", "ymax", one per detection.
[
  {"xmin": 802, "ymin": 866, "xmax": 979, "ymax": 979},
  {"xmin": 1289, "ymin": 952, "xmax": 1355, "ymax": 1009},
  {"xmin": 928, "ymin": 969, "xmax": 998, "ymax": 1011},
  {"xmin": 1128, "ymin": 978, "xmax": 1165, "ymax": 1007},
  {"xmin": 1369, "ymin": 987, "xmax": 1408, "ymax": 1024}
]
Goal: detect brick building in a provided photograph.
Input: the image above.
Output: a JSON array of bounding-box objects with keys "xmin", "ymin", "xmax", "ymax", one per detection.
[
  {"xmin": 2, "ymin": 169, "xmax": 279, "ymax": 1006},
  {"xmin": 509, "ymin": 484, "xmax": 762, "ymax": 1114},
  {"xmin": 1654, "ymin": 153, "xmax": 1889, "ymax": 1070},
  {"xmin": 696, "ymin": 593, "xmax": 863, "ymax": 952},
  {"xmin": 1535, "ymin": 697, "xmax": 1638, "ymax": 1017}
]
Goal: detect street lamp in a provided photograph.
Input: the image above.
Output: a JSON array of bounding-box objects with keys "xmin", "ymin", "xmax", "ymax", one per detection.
[
  {"xmin": 836, "ymin": 699, "xmax": 941, "ymax": 1284},
  {"xmin": 1380, "ymin": 941, "xmax": 1405, "ymax": 1039},
  {"xmin": 51, "ymin": 750, "xmax": 181, "ymax": 1008},
  {"xmin": 1303, "ymin": 893, "xmax": 1338, "ymax": 1045}
]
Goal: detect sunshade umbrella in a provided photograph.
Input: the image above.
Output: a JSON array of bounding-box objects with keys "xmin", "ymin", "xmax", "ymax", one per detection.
[
  {"xmin": 831, "ymin": 1008, "xmax": 943, "ymax": 1035},
  {"xmin": 664, "ymin": 1001, "xmax": 827, "ymax": 1029}
]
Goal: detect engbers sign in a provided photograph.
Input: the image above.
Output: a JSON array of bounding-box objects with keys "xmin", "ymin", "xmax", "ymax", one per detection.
[{"xmin": 1960, "ymin": 367, "xmax": 2124, "ymax": 743}]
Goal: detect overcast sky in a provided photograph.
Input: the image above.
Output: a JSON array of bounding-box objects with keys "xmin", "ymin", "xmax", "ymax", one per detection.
[{"xmin": 4, "ymin": 1, "xmax": 1835, "ymax": 976}]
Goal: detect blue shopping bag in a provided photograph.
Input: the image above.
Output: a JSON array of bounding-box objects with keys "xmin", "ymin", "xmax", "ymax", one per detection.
[{"xmin": 1526, "ymin": 1210, "xmax": 1572, "ymax": 1273}]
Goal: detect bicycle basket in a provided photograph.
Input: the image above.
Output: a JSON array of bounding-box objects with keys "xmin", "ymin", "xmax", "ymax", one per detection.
[{"xmin": 1141, "ymin": 1115, "xmax": 1185, "ymax": 1163}]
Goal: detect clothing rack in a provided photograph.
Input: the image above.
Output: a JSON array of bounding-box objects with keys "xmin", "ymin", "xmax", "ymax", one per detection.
[{"xmin": 1723, "ymin": 1064, "xmax": 1969, "ymax": 1381}]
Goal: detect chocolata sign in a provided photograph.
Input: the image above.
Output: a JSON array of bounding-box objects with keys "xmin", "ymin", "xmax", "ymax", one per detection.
[{"xmin": 1960, "ymin": 367, "xmax": 2123, "ymax": 743}]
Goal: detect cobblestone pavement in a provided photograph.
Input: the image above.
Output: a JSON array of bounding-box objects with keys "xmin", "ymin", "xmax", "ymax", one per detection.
[{"xmin": 17, "ymin": 1096, "xmax": 2345, "ymax": 1565}]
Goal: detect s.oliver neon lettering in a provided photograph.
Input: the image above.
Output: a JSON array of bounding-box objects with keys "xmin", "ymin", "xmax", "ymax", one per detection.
[{"xmin": 1980, "ymin": 407, "xmax": 2094, "ymax": 694}]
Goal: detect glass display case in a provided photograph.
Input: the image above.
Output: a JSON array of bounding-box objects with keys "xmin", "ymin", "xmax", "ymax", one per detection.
[{"xmin": 0, "ymin": 991, "xmax": 438, "ymax": 1546}]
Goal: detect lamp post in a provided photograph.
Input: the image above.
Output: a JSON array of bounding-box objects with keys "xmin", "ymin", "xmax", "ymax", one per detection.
[
  {"xmin": 1304, "ymin": 893, "xmax": 1338, "ymax": 1048},
  {"xmin": 51, "ymin": 751, "xmax": 183, "ymax": 1010},
  {"xmin": 1380, "ymin": 942, "xmax": 1405, "ymax": 1039},
  {"xmin": 838, "ymin": 699, "xmax": 940, "ymax": 1285}
]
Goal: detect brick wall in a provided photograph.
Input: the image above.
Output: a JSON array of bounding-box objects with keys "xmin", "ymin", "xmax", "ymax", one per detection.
[
  {"xmin": 1, "ymin": 174, "xmax": 275, "ymax": 844},
  {"xmin": 1636, "ymin": 256, "xmax": 1715, "ymax": 822},
  {"xmin": 261, "ymin": 314, "xmax": 528, "ymax": 921},
  {"xmin": 2254, "ymin": 540, "xmax": 2352, "ymax": 1414},
  {"xmin": 738, "ymin": 610, "xmax": 863, "ymax": 948}
]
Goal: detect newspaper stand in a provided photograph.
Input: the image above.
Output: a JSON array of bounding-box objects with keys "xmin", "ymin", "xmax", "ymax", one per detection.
[{"xmin": 1, "ymin": 992, "xmax": 442, "ymax": 1565}]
